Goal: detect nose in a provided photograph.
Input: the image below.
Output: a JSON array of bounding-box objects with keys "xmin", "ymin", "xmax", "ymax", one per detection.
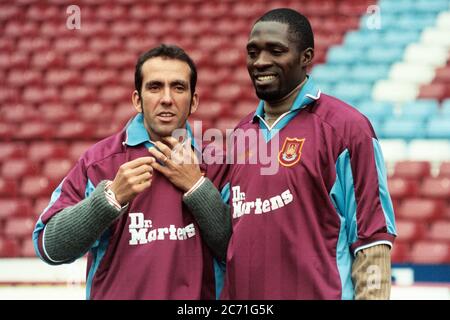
[
  {"xmin": 160, "ymin": 86, "xmax": 173, "ymax": 106},
  {"xmin": 253, "ymin": 51, "xmax": 272, "ymax": 69}
]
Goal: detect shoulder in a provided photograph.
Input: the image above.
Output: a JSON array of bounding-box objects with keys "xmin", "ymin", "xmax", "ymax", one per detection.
[
  {"xmin": 310, "ymin": 93, "xmax": 376, "ymax": 142},
  {"xmin": 79, "ymin": 129, "xmax": 127, "ymax": 169}
]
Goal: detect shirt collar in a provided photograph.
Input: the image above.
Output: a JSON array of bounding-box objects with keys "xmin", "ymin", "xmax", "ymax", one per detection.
[
  {"xmin": 253, "ymin": 75, "xmax": 321, "ymax": 122},
  {"xmin": 124, "ymin": 113, "xmax": 198, "ymax": 150}
]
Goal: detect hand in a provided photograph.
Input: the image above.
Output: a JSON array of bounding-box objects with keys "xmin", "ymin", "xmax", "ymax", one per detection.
[
  {"xmin": 109, "ymin": 157, "xmax": 155, "ymax": 205},
  {"xmin": 148, "ymin": 137, "xmax": 203, "ymax": 192}
]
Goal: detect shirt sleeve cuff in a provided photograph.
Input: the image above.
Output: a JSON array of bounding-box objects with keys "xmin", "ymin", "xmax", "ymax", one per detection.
[
  {"xmin": 184, "ymin": 176, "xmax": 206, "ymax": 198},
  {"xmin": 351, "ymin": 233, "xmax": 396, "ymax": 257},
  {"xmin": 104, "ymin": 180, "xmax": 128, "ymax": 211}
]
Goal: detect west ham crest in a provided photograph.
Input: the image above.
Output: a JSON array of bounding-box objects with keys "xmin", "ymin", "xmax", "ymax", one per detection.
[{"xmin": 278, "ymin": 138, "xmax": 305, "ymax": 167}]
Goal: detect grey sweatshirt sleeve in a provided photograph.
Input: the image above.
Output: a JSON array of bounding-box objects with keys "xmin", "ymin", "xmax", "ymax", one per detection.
[
  {"xmin": 43, "ymin": 180, "xmax": 126, "ymax": 263},
  {"xmin": 182, "ymin": 178, "xmax": 231, "ymax": 261}
]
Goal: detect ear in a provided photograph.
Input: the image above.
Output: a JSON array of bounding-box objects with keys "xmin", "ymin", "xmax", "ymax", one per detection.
[
  {"xmin": 189, "ymin": 92, "xmax": 199, "ymax": 115},
  {"xmin": 301, "ymin": 47, "xmax": 314, "ymax": 67},
  {"xmin": 132, "ymin": 90, "xmax": 142, "ymax": 113}
]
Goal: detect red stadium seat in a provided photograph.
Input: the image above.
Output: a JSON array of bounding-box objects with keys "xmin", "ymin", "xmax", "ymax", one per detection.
[
  {"xmin": 104, "ymin": 51, "xmax": 136, "ymax": 69},
  {"xmin": 397, "ymin": 198, "xmax": 444, "ymax": 221},
  {"xmin": 1, "ymin": 103, "xmax": 40, "ymax": 123},
  {"xmin": 392, "ymin": 161, "xmax": 431, "ymax": 180},
  {"xmin": 20, "ymin": 176, "xmax": 58, "ymax": 198},
  {"xmin": 54, "ymin": 37, "xmax": 86, "ymax": 53},
  {"xmin": 82, "ymin": 69, "xmax": 118, "ymax": 87},
  {"xmin": 31, "ymin": 51, "xmax": 64, "ymax": 70},
  {"xmin": 0, "ymin": 238, "xmax": 20, "ymax": 257},
  {"xmin": 93, "ymin": 123, "xmax": 122, "ymax": 140},
  {"xmin": 198, "ymin": 68, "xmax": 230, "ymax": 87},
  {"xmin": 88, "ymin": 36, "xmax": 122, "ymax": 52},
  {"xmin": 42, "ymin": 158, "xmax": 73, "ymax": 181},
  {"xmin": 34, "ymin": 197, "xmax": 52, "ymax": 219},
  {"xmin": 45, "ymin": 69, "xmax": 80, "ymax": 86},
  {"xmin": 0, "ymin": 142, "xmax": 27, "ymax": 161},
  {"xmin": 213, "ymin": 49, "xmax": 245, "ymax": 67},
  {"xmin": 438, "ymin": 162, "xmax": 450, "ymax": 178},
  {"xmin": 69, "ymin": 141, "xmax": 95, "ymax": 162},
  {"xmin": 38, "ymin": 103, "xmax": 77, "ymax": 123},
  {"xmin": 15, "ymin": 122, "xmax": 56, "ymax": 140},
  {"xmin": 0, "ymin": 178, "xmax": 18, "ymax": 197},
  {"xmin": 427, "ymin": 220, "xmax": 450, "ymax": 242},
  {"xmin": 99, "ymin": 86, "xmax": 130, "ymax": 104},
  {"xmin": 0, "ymin": 199, "xmax": 33, "ymax": 219},
  {"xmin": 17, "ymin": 37, "xmax": 50, "ymax": 53},
  {"xmin": 114, "ymin": 103, "xmax": 136, "ymax": 126},
  {"xmin": 390, "ymin": 241, "xmax": 410, "ymax": 264},
  {"xmin": 410, "ymin": 241, "xmax": 450, "ymax": 264},
  {"xmin": 0, "ymin": 87, "xmax": 19, "ymax": 104},
  {"xmin": 213, "ymin": 85, "xmax": 243, "ymax": 103},
  {"xmin": 434, "ymin": 66, "xmax": 450, "ymax": 83},
  {"xmin": 67, "ymin": 51, "xmax": 101, "ymax": 70},
  {"xmin": 5, "ymin": 21, "xmax": 39, "ymax": 38},
  {"xmin": 56, "ymin": 121, "xmax": 94, "ymax": 140},
  {"xmin": 62, "ymin": 86, "xmax": 96, "ymax": 103},
  {"xmin": 1, "ymin": 159, "xmax": 39, "ymax": 179},
  {"xmin": 21, "ymin": 238, "xmax": 36, "ymax": 257},
  {"xmin": 193, "ymin": 101, "xmax": 225, "ymax": 120},
  {"xmin": 0, "ymin": 122, "xmax": 14, "ymax": 140},
  {"xmin": 7, "ymin": 69, "xmax": 41, "ymax": 86},
  {"xmin": 387, "ymin": 177, "xmax": 419, "ymax": 199},
  {"xmin": 215, "ymin": 117, "xmax": 242, "ymax": 133},
  {"xmin": 420, "ymin": 177, "xmax": 450, "ymax": 199},
  {"xmin": 4, "ymin": 217, "xmax": 36, "ymax": 240},
  {"xmin": 78, "ymin": 102, "xmax": 114, "ymax": 122},
  {"xmin": 0, "ymin": 52, "xmax": 28, "ymax": 70},
  {"xmin": 418, "ymin": 83, "xmax": 448, "ymax": 102},
  {"xmin": 232, "ymin": 100, "xmax": 258, "ymax": 118},
  {"xmin": 396, "ymin": 219, "xmax": 426, "ymax": 242},
  {"xmin": 28, "ymin": 142, "xmax": 69, "ymax": 162},
  {"xmin": 22, "ymin": 86, "xmax": 58, "ymax": 104}
]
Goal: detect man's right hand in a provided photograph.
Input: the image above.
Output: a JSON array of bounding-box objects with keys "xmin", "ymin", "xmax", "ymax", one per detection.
[{"xmin": 109, "ymin": 157, "xmax": 155, "ymax": 206}]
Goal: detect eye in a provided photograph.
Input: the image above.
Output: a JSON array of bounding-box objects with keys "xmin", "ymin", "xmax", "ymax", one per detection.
[
  {"xmin": 247, "ymin": 49, "xmax": 258, "ymax": 58},
  {"xmin": 271, "ymin": 49, "xmax": 284, "ymax": 56},
  {"xmin": 174, "ymin": 86, "xmax": 185, "ymax": 92}
]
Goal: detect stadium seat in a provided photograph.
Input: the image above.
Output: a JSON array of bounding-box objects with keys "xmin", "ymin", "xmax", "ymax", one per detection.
[
  {"xmin": 20, "ymin": 238, "xmax": 35, "ymax": 257},
  {"xmin": 397, "ymin": 198, "xmax": 444, "ymax": 221},
  {"xmin": 392, "ymin": 161, "xmax": 431, "ymax": 180},
  {"xmin": 104, "ymin": 51, "xmax": 136, "ymax": 69},
  {"xmin": 38, "ymin": 103, "xmax": 77, "ymax": 123},
  {"xmin": 1, "ymin": 159, "xmax": 39, "ymax": 179},
  {"xmin": 54, "ymin": 37, "xmax": 86, "ymax": 53},
  {"xmin": 99, "ymin": 86, "xmax": 130, "ymax": 104},
  {"xmin": 0, "ymin": 142, "xmax": 27, "ymax": 161},
  {"xmin": 34, "ymin": 197, "xmax": 51, "ymax": 219},
  {"xmin": 410, "ymin": 241, "xmax": 450, "ymax": 264},
  {"xmin": 215, "ymin": 117, "xmax": 242, "ymax": 134},
  {"xmin": 68, "ymin": 141, "xmax": 95, "ymax": 162},
  {"xmin": 426, "ymin": 118, "xmax": 450, "ymax": 139},
  {"xmin": 78, "ymin": 102, "xmax": 114, "ymax": 122},
  {"xmin": 389, "ymin": 62, "xmax": 435, "ymax": 85},
  {"xmin": 0, "ymin": 199, "xmax": 33, "ymax": 219},
  {"xmin": 358, "ymin": 101, "xmax": 394, "ymax": 123},
  {"xmin": 42, "ymin": 159, "xmax": 73, "ymax": 181},
  {"xmin": 232, "ymin": 100, "xmax": 259, "ymax": 118},
  {"xmin": 427, "ymin": 220, "xmax": 450, "ymax": 242},
  {"xmin": 7, "ymin": 69, "xmax": 41, "ymax": 86},
  {"xmin": 0, "ymin": 238, "xmax": 20, "ymax": 257},
  {"xmin": 396, "ymin": 219, "xmax": 426, "ymax": 242},
  {"xmin": 408, "ymin": 139, "xmax": 450, "ymax": 162},
  {"xmin": 0, "ymin": 178, "xmax": 18, "ymax": 197},
  {"xmin": 420, "ymin": 177, "xmax": 450, "ymax": 199},
  {"xmin": 193, "ymin": 101, "xmax": 225, "ymax": 120},
  {"xmin": 31, "ymin": 51, "xmax": 64, "ymax": 70},
  {"xmin": 45, "ymin": 69, "xmax": 80, "ymax": 86},
  {"xmin": 28, "ymin": 142, "xmax": 68, "ymax": 162},
  {"xmin": 438, "ymin": 162, "xmax": 450, "ymax": 178},
  {"xmin": 418, "ymin": 83, "xmax": 448, "ymax": 101},
  {"xmin": 403, "ymin": 44, "xmax": 448, "ymax": 67},
  {"xmin": 400, "ymin": 100, "xmax": 439, "ymax": 121},
  {"xmin": 114, "ymin": 103, "xmax": 136, "ymax": 126},
  {"xmin": 434, "ymin": 66, "xmax": 450, "ymax": 84},
  {"xmin": 387, "ymin": 177, "xmax": 419, "ymax": 199},
  {"xmin": 56, "ymin": 121, "xmax": 94, "ymax": 140},
  {"xmin": 372, "ymin": 80, "xmax": 418, "ymax": 103},
  {"xmin": 20, "ymin": 176, "xmax": 58, "ymax": 198},
  {"xmin": 82, "ymin": 69, "xmax": 118, "ymax": 87},
  {"xmin": 390, "ymin": 241, "xmax": 410, "ymax": 264},
  {"xmin": 1, "ymin": 103, "xmax": 40, "ymax": 123},
  {"xmin": 15, "ymin": 122, "xmax": 56, "ymax": 140},
  {"xmin": 93, "ymin": 123, "xmax": 123, "ymax": 140},
  {"xmin": 4, "ymin": 217, "xmax": 36, "ymax": 240}
]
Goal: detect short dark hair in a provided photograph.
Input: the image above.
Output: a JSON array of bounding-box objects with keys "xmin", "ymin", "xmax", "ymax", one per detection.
[
  {"xmin": 134, "ymin": 44, "xmax": 197, "ymax": 97},
  {"xmin": 255, "ymin": 8, "xmax": 314, "ymax": 51}
]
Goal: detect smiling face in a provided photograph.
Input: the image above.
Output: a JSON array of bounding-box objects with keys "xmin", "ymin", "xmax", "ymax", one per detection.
[
  {"xmin": 246, "ymin": 21, "xmax": 306, "ymax": 102},
  {"xmin": 132, "ymin": 57, "xmax": 198, "ymax": 141}
]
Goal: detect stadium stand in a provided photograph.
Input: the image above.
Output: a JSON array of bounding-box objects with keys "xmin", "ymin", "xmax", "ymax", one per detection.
[{"xmin": 0, "ymin": 0, "xmax": 449, "ymax": 275}]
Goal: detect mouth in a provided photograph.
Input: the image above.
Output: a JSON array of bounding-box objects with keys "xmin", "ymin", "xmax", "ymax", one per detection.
[
  {"xmin": 254, "ymin": 73, "xmax": 278, "ymax": 86},
  {"xmin": 156, "ymin": 111, "xmax": 176, "ymax": 123}
]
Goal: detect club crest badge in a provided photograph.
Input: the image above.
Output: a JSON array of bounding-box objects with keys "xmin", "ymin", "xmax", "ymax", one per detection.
[{"xmin": 278, "ymin": 138, "xmax": 305, "ymax": 167}]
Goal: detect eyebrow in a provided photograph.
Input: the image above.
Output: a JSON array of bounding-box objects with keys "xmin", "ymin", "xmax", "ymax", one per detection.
[
  {"xmin": 247, "ymin": 41, "xmax": 289, "ymax": 50},
  {"xmin": 145, "ymin": 80, "xmax": 188, "ymax": 87}
]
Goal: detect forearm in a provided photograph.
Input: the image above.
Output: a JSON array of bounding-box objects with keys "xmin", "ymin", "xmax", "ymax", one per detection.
[
  {"xmin": 43, "ymin": 181, "xmax": 125, "ymax": 263},
  {"xmin": 183, "ymin": 178, "xmax": 232, "ymax": 261},
  {"xmin": 351, "ymin": 244, "xmax": 392, "ymax": 300}
]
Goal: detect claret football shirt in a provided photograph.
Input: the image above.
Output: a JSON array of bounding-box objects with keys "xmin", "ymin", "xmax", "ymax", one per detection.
[{"xmin": 220, "ymin": 76, "xmax": 397, "ymax": 300}]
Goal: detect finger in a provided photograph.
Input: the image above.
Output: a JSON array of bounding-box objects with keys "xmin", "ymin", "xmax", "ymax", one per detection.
[
  {"xmin": 129, "ymin": 164, "xmax": 153, "ymax": 176},
  {"xmin": 154, "ymin": 141, "xmax": 172, "ymax": 158},
  {"xmin": 149, "ymin": 160, "xmax": 172, "ymax": 177},
  {"xmin": 132, "ymin": 179, "xmax": 152, "ymax": 193},
  {"xmin": 129, "ymin": 171, "xmax": 152, "ymax": 185},
  {"xmin": 162, "ymin": 136, "xmax": 180, "ymax": 149},
  {"xmin": 126, "ymin": 156, "xmax": 155, "ymax": 169},
  {"xmin": 148, "ymin": 147, "xmax": 168, "ymax": 165}
]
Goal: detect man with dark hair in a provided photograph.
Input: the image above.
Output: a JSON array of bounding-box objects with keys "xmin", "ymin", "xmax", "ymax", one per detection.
[
  {"xmin": 32, "ymin": 44, "xmax": 221, "ymax": 300},
  {"xmin": 150, "ymin": 8, "xmax": 397, "ymax": 300}
]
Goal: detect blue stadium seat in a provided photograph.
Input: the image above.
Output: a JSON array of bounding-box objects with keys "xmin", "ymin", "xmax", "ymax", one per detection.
[
  {"xmin": 426, "ymin": 118, "xmax": 450, "ymax": 139},
  {"xmin": 311, "ymin": 64, "xmax": 350, "ymax": 85},
  {"xmin": 358, "ymin": 101, "xmax": 394, "ymax": 123},
  {"xmin": 381, "ymin": 119, "xmax": 426, "ymax": 139},
  {"xmin": 326, "ymin": 46, "xmax": 363, "ymax": 65},
  {"xmin": 333, "ymin": 82, "xmax": 372, "ymax": 104},
  {"xmin": 366, "ymin": 47, "xmax": 404, "ymax": 64},
  {"xmin": 350, "ymin": 64, "xmax": 390, "ymax": 83},
  {"xmin": 343, "ymin": 31, "xmax": 382, "ymax": 49},
  {"xmin": 400, "ymin": 100, "xmax": 440, "ymax": 121},
  {"xmin": 381, "ymin": 30, "xmax": 421, "ymax": 48}
]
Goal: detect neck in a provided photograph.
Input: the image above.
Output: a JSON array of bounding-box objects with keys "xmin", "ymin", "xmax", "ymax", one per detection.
[{"xmin": 263, "ymin": 77, "xmax": 307, "ymax": 120}]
